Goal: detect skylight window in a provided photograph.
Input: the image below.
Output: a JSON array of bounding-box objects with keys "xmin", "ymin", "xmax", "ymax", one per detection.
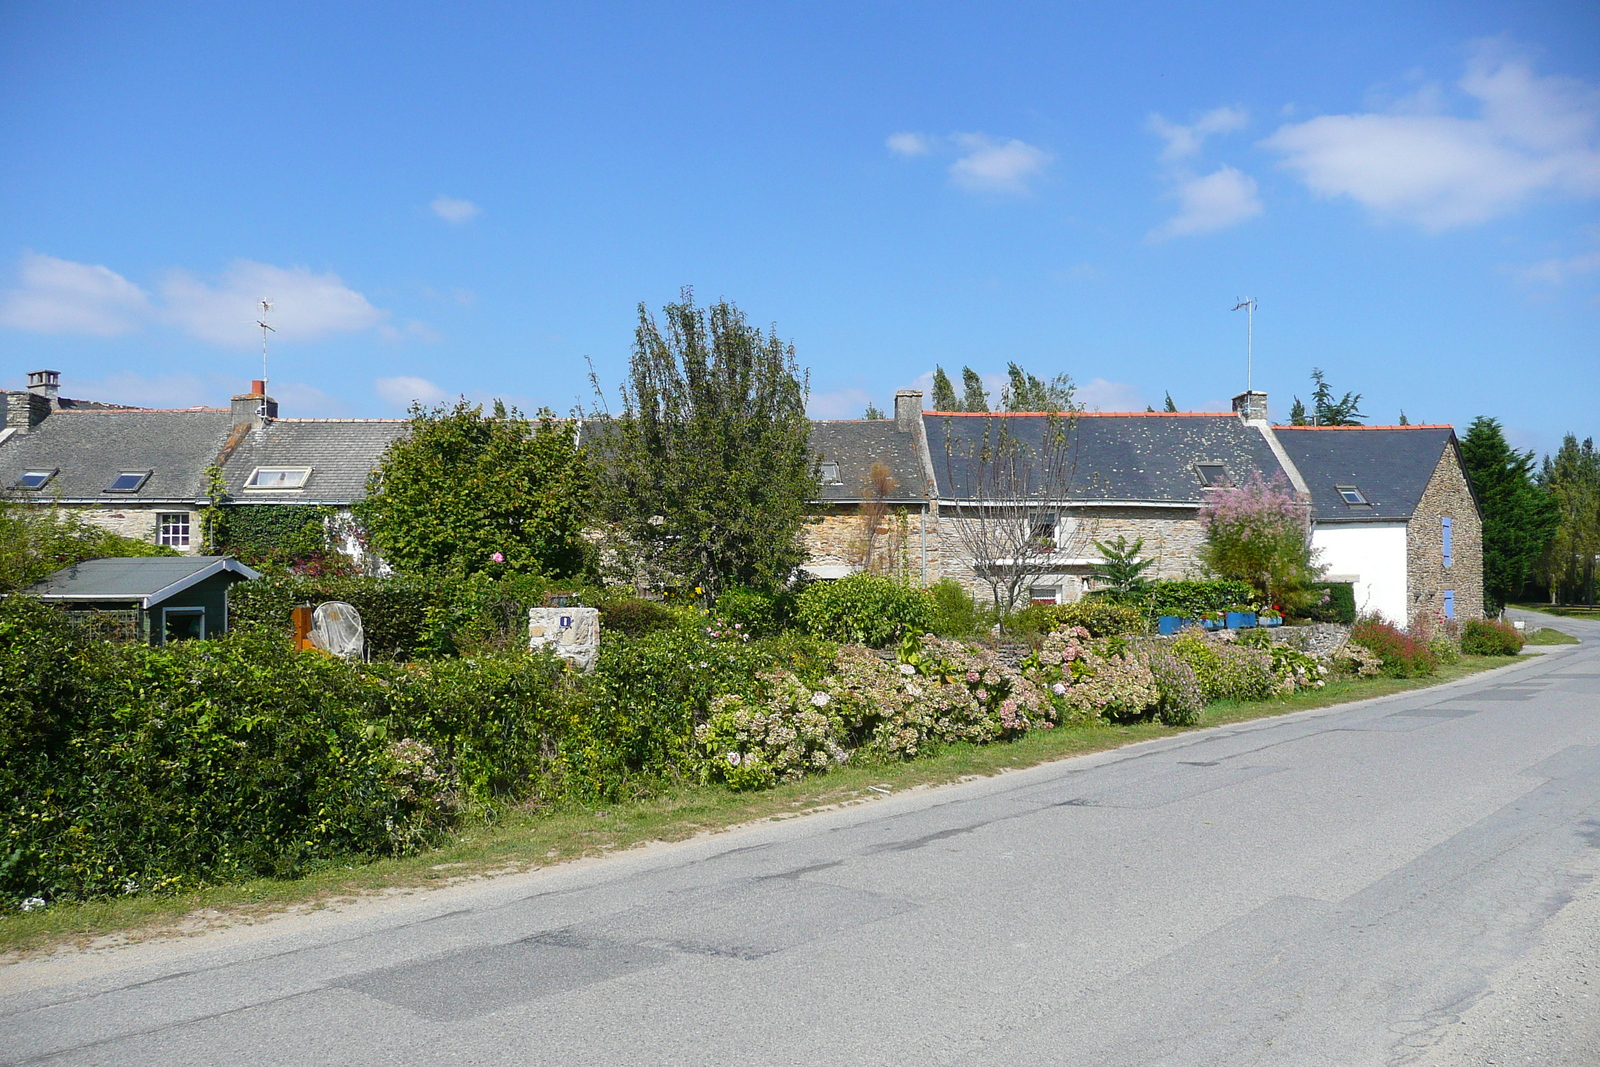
[
  {"xmin": 104, "ymin": 471, "xmax": 151, "ymax": 493},
  {"xmin": 819, "ymin": 461, "xmax": 842, "ymax": 485},
  {"xmin": 15, "ymin": 469, "xmax": 56, "ymax": 490},
  {"xmin": 245, "ymin": 467, "xmax": 312, "ymax": 490},
  {"xmin": 1337, "ymin": 485, "xmax": 1368, "ymax": 506},
  {"xmin": 1195, "ymin": 462, "xmax": 1230, "ymax": 488}
]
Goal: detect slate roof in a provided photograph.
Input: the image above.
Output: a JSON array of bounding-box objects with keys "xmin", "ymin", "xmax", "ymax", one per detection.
[
  {"xmin": 1274, "ymin": 426, "xmax": 1456, "ymax": 523},
  {"xmin": 810, "ymin": 420, "xmax": 928, "ymax": 503},
  {"xmin": 0, "ymin": 409, "xmax": 236, "ymax": 503},
  {"xmin": 25, "ymin": 556, "xmax": 261, "ymax": 605},
  {"xmin": 926, "ymin": 412, "xmax": 1289, "ymax": 503},
  {"xmin": 218, "ymin": 419, "xmax": 412, "ymax": 505}
]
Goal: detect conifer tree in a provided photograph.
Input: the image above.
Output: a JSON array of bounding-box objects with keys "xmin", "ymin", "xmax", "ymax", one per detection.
[{"xmin": 1462, "ymin": 417, "xmax": 1559, "ymax": 612}]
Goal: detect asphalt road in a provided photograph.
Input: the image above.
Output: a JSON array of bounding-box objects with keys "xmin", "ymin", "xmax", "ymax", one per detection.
[{"xmin": 4, "ymin": 614, "xmax": 1599, "ymax": 1066}]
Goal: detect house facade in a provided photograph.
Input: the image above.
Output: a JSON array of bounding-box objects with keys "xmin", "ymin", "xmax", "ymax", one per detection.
[{"xmin": 4, "ymin": 370, "xmax": 1483, "ymax": 626}]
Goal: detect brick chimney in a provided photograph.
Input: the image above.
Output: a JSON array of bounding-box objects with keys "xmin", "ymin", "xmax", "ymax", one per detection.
[
  {"xmin": 894, "ymin": 389, "xmax": 922, "ymax": 433},
  {"xmin": 1232, "ymin": 390, "xmax": 1268, "ymax": 423},
  {"xmin": 231, "ymin": 379, "xmax": 278, "ymax": 429}
]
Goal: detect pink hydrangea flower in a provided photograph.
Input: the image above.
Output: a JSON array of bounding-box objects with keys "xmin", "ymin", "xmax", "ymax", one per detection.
[{"xmin": 491, "ymin": 552, "xmax": 504, "ymax": 563}]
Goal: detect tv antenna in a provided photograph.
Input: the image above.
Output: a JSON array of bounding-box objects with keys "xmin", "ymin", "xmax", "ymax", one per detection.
[
  {"xmin": 255, "ymin": 300, "xmax": 275, "ymax": 399},
  {"xmin": 1228, "ymin": 300, "xmax": 1254, "ymax": 391}
]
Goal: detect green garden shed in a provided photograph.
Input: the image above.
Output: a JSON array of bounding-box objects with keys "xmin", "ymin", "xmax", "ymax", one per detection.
[{"xmin": 24, "ymin": 556, "xmax": 262, "ymax": 644}]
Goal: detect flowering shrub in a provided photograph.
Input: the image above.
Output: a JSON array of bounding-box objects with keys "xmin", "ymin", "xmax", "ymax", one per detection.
[
  {"xmin": 1326, "ymin": 641, "xmax": 1383, "ymax": 677},
  {"xmin": 1461, "ymin": 618, "xmax": 1525, "ymax": 656},
  {"xmin": 1261, "ymin": 643, "xmax": 1327, "ymax": 694},
  {"xmin": 1169, "ymin": 631, "xmax": 1277, "ymax": 702},
  {"xmin": 695, "ymin": 672, "xmax": 848, "ymax": 790},
  {"xmin": 1350, "ymin": 617, "xmax": 1438, "ymax": 677},
  {"xmin": 1023, "ymin": 626, "xmax": 1162, "ymax": 723},
  {"xmin": 1138, "ymin": 642, "xmax": 1206, "ymax": 725},
  {"xmin": 1197, "ymin": 472, "xmax": 1322, "ymax": 610}
]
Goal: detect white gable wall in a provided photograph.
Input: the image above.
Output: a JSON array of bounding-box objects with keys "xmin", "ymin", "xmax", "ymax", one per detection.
[{"xmin": 1312, "ymin": 523, "xmax": 1408, "ymax": 624}]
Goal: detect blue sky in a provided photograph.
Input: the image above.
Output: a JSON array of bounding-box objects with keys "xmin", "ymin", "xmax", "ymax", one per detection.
[{"xmin": 2, "ymin": 2, "xmax": 1596, "ymax": 454}]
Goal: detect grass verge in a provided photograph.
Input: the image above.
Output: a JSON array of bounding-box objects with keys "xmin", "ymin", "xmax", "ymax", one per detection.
[
  {"xmin": 0, "ymin": 654, "xmax": 1523, "ymax": 959},
  {"xmin": 1526, "ymin": 627, "xmax": 1581, "ymax": 646}
]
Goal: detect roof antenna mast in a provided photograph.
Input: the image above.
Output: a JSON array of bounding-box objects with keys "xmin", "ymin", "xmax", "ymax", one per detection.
[
  {"xmin": 1228, "ymin": 299, "xmax": 1254, "ymax": 395},
  {"xmin": 255, "ymin": 299, "xmax": 275, "ymax": 415}
]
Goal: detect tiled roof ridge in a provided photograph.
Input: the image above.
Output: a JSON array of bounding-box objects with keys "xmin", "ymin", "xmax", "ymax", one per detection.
[
  {"xmin": 924, "ymin": 409, "xmax": 1234, "ymax": 417},
  {"xmin": 45, "ymin": 405, "xmax": 229, "ymax": 414},
  {"xmin": 273, "ymin": 418, "xmax": 413, "ymax": 424},
  {"xmin": 1275, "ymin": 424, "xmax": 1454, "ymax": 431}
]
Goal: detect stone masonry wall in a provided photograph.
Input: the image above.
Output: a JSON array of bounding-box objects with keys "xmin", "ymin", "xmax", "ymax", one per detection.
[
  {"xmin": 1407, "ymin": 444, "xmax": 1483, "ymax": 625},
  {"xmin": 802, "ymin": 505, "xmax": 940, "ymax": 582},
  {"xmin": 69, "ymin": 506, "xmax": 199, "ymax": 554}
]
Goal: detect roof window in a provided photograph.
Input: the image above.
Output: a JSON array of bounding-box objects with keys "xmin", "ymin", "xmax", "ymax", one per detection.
[
  {"xmin": 104, "ymin": 471, "xmax": 151, "ymax": 493},
  {"xmin": 819, "ymin": 461, "xmax": 842, "ymax": 485},
  {"xmin": 1195, "ymin": 462, "xmax": 1230, "ymax": 488},
  {"xmin": 1337, "ymin": 485, "xmax": 1368, "ymax": 506},
  {"xmin": 245, "ymin": 467, "xmax": 312, "ymax": 490},
  {"xmin": 15, "ymin": 469, "xmax": 56, "ymax": 490}
]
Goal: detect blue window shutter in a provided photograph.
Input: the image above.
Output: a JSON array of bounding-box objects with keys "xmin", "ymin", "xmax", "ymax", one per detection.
[
  {"xmin": 1442, "ymin": 516, "xmax": 1452, "ymax": 567},
  {"xmin": 1444, "ymin": 591, "xmax": 1454, "ymax": 620}
]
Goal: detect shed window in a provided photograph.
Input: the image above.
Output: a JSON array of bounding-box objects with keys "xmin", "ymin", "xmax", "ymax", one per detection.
[
  {"xmin": 245, "ymin": 467, "xmax": 312, "ymax": 490},
  {"xmin": 819, "ymin": 462, "xmax": 841, "ymax": 485},
  {"xmin": 158, "ymin": 512, "xmax": 191, "ymax": 547},
  {"xmin": 15, "ymin": 469, "xmax": 56, "ymax": 490},
  {"xmin": 1337, "ymin": 485, "xmax": 1368, "ymax": 505},
  {"xmin": 104, "ymin": 471, "xmax": 151, "ymax": 493},
  {"xmin": 1443, "ymin": 516, "xmax": 1452, "ymax": 567},
  {"xmin": 1195, "ymin": 463, "xmax": 1230, "ymax": 488}
]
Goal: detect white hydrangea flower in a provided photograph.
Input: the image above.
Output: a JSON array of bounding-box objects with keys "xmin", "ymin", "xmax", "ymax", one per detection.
[
  {"xmin": 899, "ymin": 663, "xmax": 916, "ymax": 676},
  {"xmin": 727, "ymin": 751, "xmax": 742, "ymax": 766},
  {"xmin": 810, "ymin": 691, "xmax": 830, "ymax": 707},
  {"xmin": 20, "ymin": 897, "xmax": 45, "ymax": 912}
]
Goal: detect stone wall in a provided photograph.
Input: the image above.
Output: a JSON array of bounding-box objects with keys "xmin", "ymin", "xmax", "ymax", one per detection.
[
  {"xmin": 802, "ymin": 504, "xmax": 939, "ymax": 582},
  {"xmin": 1407, "ymin": 444, "xmax": 1484, "ymax": 624},
  {"xmin": 67, "ymin": 506, "xmax": 199, "ymax": 554}
]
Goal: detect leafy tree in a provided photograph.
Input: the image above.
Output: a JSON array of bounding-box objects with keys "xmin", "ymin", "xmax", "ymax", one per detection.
[
  {"xmin": 1298, "ymin": 367, "xmax": 1364, "ymax": 426},
  {"xmin": 1089, "ymin": 535, "xmax": 1154, "ymax": 597},
  {"xmin": 1197, "ymin": 472, "xmax": 1323, "ymax": 609},
  {"xmin": 1001, "ymin": 362, "xmax": 1077, "ymax": 412},
  {"xmin": 863, "ymin": 402, "xmax": 885, "ymax": 420},
  {"xmin": 359, "ymin": 398, "xmax": 590, "ymax": 580},
  {"xmin": 1540, "ymin": 434, "xmax": 1600, "ymax": 605},
  {"xmin": 1461, "ymin": 416, "xmax": 1559, "ymax": 613},
  {"xmin": 931, "ymin": 366, "xmax": 959, "ymax": 411},
  {"xmin": 597, "ymin": 291, "xmax": 815, "ymax": 597},
  {"xmin": 961, "ymin": 367, "xmax": 990, "ymax": 412},
  {"xmin": 0, "ymin": 499, "xmax": 175, "ymax": 592}
]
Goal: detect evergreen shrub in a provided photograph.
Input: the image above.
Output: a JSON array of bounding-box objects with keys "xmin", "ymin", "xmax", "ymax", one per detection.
[
  {"xmin": 794, "ymin": 574, "xmax": 934, "ymax": 648},
  {"xmin": 1007, "ymin": 601, "xmax": 1146, "ymax": 639}
]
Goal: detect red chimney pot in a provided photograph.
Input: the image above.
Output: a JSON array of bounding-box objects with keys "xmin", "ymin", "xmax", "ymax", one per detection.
[{"xmin": 251, "ymin": 379, "xmax": 266, "ymax": 396}]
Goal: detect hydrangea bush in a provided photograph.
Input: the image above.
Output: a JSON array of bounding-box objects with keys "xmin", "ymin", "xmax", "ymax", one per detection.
[{"xmin": 695, "ymin": 671, "xmax": 848, "ymax": 790}]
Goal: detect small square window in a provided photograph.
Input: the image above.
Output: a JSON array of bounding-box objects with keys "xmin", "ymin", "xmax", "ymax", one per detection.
[
  {"xmin": 158, "ymin": 512, "xmax": 191, "ymax": 547},
  {"xmin": 104, "ymin": 471, "xmax": 151, "ymax": 493},
  {"xmin": 15, "ymin": 469, "xmax": 56, "ymax": 490},
  {"xmin": 1195, "ymin": 462, "xmax": 1230, "ymax": 487},
  {"xmin": 1030, "ymin": 585, "xmax": 1060, "ymax": 605},
  {"xmin": 1030, "ymin": 521, "xmax": 1056, "ymax": 547},
  {"xmin": 1337, "ymin": 485, "xmax": 1368, "ymax": 505},
  {"xmin": 245, "ymin": 467, "xmax": 312, "ymax": 490},
  {"xmin": 819, "ymin": 461, "xmax": 842, "ymax": 485}
]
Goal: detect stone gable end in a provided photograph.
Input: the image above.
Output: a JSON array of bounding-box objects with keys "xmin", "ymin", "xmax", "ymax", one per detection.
[{"xmin": 1407, "ymin": 444, "xmax": 1483, "ymax": 625}]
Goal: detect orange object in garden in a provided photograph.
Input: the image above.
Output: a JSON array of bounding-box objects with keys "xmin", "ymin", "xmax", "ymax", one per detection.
[{"xmin": 291, "ymin": 605, "xmax": 318, "ymax": 652}]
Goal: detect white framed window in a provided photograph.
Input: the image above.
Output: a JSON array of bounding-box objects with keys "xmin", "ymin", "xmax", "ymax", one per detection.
[
  {"xmin": 1337, "ymin": 485, "xmax": 1368, "ymax": 505},
  {"xmin": 15, "ymin": 469, "xmax": 56, "ymax": 490},
  {"xmin": 245, "ymin": 466, "xmax": 312, "ymax": 490},
  {"xmin": 1195, "ymin": 462, "xmax": 1230, "ymax": 488},
  {"xmin": 1030, "ymin": 585, "xmax": 1061, "ymax": 605},
  {"xmin": 104, "ymin": 470, "xmax": 151, "ymax": 493},
  {"xmin": 819, "ymin": 461, "xmax": 842, "ymax": 485},
  {"xmin": 157, "ymin": 512, "xmax": 191, "ymax": 547}
]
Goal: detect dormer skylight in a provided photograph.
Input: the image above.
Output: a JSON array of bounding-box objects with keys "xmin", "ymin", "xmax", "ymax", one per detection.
[
  {"xmin": 245, "ymin": 467, "xmax": 312, "ymax": 490},
  {"xmin": 15, "ymin": 469, "xmax": 56, "ymax": 490},
  {"xmin": 1337, "ymin": 485, "xmax": 1368, "ymax": 505},
  {"xmin": 104, "ymin": 470, "xmax": 151, "ymax": 493},
  {"xmin": 820, "ymin": 461, "xmax": 842, "ymax": 485},
  {"xmin": 1195, "ymin": 462, "xmax": 1230, "ymax": 488}
]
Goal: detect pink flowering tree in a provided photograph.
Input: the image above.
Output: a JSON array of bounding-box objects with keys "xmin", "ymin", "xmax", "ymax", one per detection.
[{"xmin": 1197, "ymin": 472, "xmax": 1323, "ymax": 610}]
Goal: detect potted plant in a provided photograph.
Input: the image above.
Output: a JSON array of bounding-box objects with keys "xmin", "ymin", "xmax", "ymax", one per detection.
[
  {"xmin": 1200, "ymin": 609, "xmax": 1225, "ymax": 631},
  {"xmin": 1259, "ymin": 606, "xmax": 1284, "ymax": 627},
  {"xmin": 1224, "ymin": 603, "xmax": 1257, "ymax": 629}
]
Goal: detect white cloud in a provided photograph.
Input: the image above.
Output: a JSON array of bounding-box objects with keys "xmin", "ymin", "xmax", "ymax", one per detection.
[
  {"xmin": 1147, "ymin": 106, "xmax": 1249, "ymax": 162},
  {"xmin": 430, "ymin": 196, "xmax": 481, "ymax": 224},
  {"xmin": 1150, "ymin": 166, "xmax": 1264, "ymax": 240},
  {"xmin": 1510, "ymin": 248, "xmax": 1600, "ymax": 285},
  {"xmin": 886, "ymin": 132, "xmax": 932, "ymax": 157},
  {"xmin": 1077, "ymin": 378, "xmax": 1145, "ymax": 412},
  {"xmin": 0, "ymin": 252, "xmax": 151, "ymax": 336},
  {"xmin": 1263, "ymin": 48, "xmax": 1600, "ymax": 230},
  {"xmin": 807, "ymin": 387, "xmax": 875, "ymax": 420},
  {"xmin": 376, "ymin": 375, "xmax": 447, "ymax": 409},
  {"xmin": 63, "ymin": 371, "xmax": 214, "ymax": 409},
  {"xmin": 161, "ymin": 260, "xmax": 386, "ymax": 346},
  {"xmin": 949, "ymin": 134, "xmax": 1053, "ymax": 195}
]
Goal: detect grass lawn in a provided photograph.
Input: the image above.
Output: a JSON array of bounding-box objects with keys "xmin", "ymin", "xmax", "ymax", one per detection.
[
  {"xmin": 0, "ymin": 654, "xmax": 1527, "ymax": 958},
  {"xmin": 1512, "ymin": 601, "xmax": 1600, "ymax": 620},
  {"xmin": 1526, "ymin": 627, "xmax": 1581, "ymax": 646}
]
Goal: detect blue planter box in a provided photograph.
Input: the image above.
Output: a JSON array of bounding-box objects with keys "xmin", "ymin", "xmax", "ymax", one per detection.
[
  {"xmin": 1226, "ymin": 611, "xmax": 1257, "ymax": 629},
  {"xmin": 1261, "ymin": 617, "xmax": 1283, "ymax": 628},
  {"xmin": 1157, "ymin": 615, "xmax": 1187, "ymax": 635},
  {"xmin": 1200, "ymin": 618, "xmax": 1224, "ymax": 631}
]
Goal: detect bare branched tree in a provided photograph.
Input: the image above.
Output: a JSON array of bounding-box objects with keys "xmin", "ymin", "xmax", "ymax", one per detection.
[
  {"xmin": 850, "ymin": 461, "xmax": 901, "ymax": 575},
  {"xmin": 937, "ymin": 413, "xmax": 1095, "ymax": 614}
]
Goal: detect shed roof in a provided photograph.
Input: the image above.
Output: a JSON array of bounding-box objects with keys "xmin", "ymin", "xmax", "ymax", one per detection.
[
  {"xmin": 218, "ymin": 419, "xmax": 412, "ymax": 505},
  {"xmin": 24, "ymin": 556, "xmax": 262, "ymax": 607},
  {"xmin": 1274, "ymin": 426, "xmax": 1456, "ymax": 522},
  {"xmin": 926, "ymin": 412, "xmax": 1288, "ymax": 504},
  {"xmin": 0, "ymin": 409, "xmax": 236, "ymax": 503},
  {"xmin": 809, "ymin": 420, "xmax": 928, "ymax": 503}
]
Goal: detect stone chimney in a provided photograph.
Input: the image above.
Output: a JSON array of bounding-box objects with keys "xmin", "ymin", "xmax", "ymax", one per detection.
[
  {"xmin": 231, "ymin": 380, "xmax": 278, "ymax": 429},
  {"xmin": 1232, "ymin": 390, "xmax": 1268, "ymax": 422},
  {"xmin": 894, "ymin": 389, "xmax": 922, "ymax": 433},
  {"xmin": 5, "ymin": 389, "xmax": 51, "ymax": 432},
  {"xmin": 27, "ymin": 369, "xmax": 61, "ymax": 406}
]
